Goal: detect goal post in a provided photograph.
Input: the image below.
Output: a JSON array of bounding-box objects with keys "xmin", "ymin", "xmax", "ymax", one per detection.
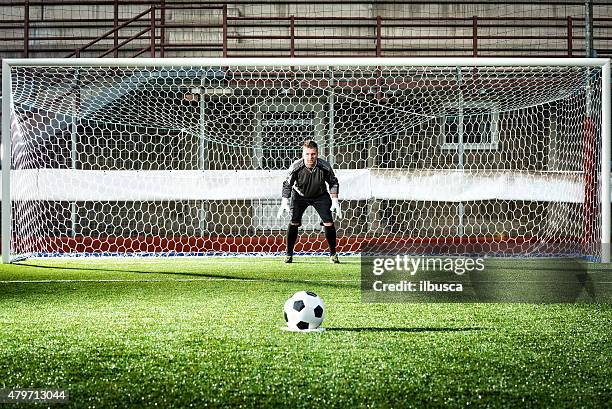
[
  {"xmin": 602, "ymin": 59, "xmax": 611, "ymax": 262},
  {"xmin": 2, "ymin": 58, "xmax": 610, "ymax": 263},
  {"xmin": 2, "ymin": 60, "xmax": 12, "ymax": 264}
]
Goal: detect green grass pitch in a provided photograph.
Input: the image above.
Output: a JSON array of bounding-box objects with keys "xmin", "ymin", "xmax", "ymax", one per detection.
[{"xmin": 0, "ymin": 257, "xmax": 611, "ymax": 408}]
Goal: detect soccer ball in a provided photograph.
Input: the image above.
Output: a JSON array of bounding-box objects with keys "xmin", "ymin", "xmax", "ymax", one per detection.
[{"xmin": 283, "ymin": 291, "xmax": 325, "ymax": 331}]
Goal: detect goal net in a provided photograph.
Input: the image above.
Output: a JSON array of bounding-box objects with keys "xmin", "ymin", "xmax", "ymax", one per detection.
[{"xmin": 2, "ymin": 58, "xmax": 610, "ymax": 262}]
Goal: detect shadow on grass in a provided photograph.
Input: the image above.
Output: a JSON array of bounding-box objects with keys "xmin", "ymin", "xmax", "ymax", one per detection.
[
  {"xmin": 326, "ymin": 327, "xmax": 485, "ymax": 333},
  {"xmin": 15, "ymin": 262, "xmax": 358, "ymax": 290}
]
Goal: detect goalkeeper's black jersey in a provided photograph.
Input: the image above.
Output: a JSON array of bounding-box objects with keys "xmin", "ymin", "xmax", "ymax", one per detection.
[{"xmin": 282, "ymin": 158, "xmax": 339, "ymax": 198}]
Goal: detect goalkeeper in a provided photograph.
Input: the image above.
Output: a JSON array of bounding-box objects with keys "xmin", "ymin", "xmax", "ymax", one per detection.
[{"xmin": 277, "ymin": 139, "xmax": 341, "ymax": 264}]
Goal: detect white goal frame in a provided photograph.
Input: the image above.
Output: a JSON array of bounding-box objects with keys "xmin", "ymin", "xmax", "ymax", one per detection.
[{"xmin": 2, "ymin": 57, "xmax": 611, "ymax": 263}]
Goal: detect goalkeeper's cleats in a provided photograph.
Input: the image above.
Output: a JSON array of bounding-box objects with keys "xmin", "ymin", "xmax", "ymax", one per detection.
[
  {"xmin": 284, "ymin": 256, "xmax": 293, "ymax": 264},
  {"xmin": 329, "ymin": 254, "xmax": 340, "ymax": 264}
]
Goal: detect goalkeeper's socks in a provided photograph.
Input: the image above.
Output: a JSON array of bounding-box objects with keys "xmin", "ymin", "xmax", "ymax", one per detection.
[
  {"xmin": 287, "ymin": 224, "xmax": 299, "ymax": 256},
  {"xmin": 324, "ymin": 224, "xmax": 337, "ymax": 255}
]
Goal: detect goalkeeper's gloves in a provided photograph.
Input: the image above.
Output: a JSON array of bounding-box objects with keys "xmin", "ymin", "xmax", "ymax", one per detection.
[
  {"xmin": 330, "ymin": 198, "xmax": 342, "ymax": 219},
  {"xmin": 277, "ymin": 197, "xmax": 291, "ymax": 218}
]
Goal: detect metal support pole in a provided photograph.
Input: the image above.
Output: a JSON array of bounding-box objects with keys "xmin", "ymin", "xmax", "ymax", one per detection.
[
  {"xmin": 376, "ymin": 16, "xmax": 382, "ymax": 57},
  {"xmin": 567, "ymin": 16, "xmax": 573, "ymax": 57},
  {"xmin": 290, "ymin": 15, "xmax": 295, "ymax": 58},
  {"xmin": 24, "ymin": 0, "xmax": 29, "ymax": 58},
  {"xmin": 150, "ymin": 7, "xmax": 155, "ymax": 57},
  {"xmin": 199, "ymin": 92, "xmax": 208, "ymax": 235},
  {"xmin": 457, "ymin": 67, "xmax": 465, "ymax": 237},
  {"xmin": 222, "ymin": 5, "xmax": 228, "ymax": 58},
  {"xmin": 328, "ymin": 67, "xmax": 335, "ymax": 167},
  {"xmin": 585, "ymin": 0, "xmax": 594, "ymax": 57},
  {"xmin": 160, "ymin": 0, "xmax": 166, "ymax": 58},
  {"xmin": 472, "ymin": 16, "xmax": 478, "ymax": 57},
  {"xmin": 114, "ymin": 0, "xmax": 119, "ymax": 57},
  {"xmin": 70, "ymin": 69, "xmax": 80, "ymax": 238}
]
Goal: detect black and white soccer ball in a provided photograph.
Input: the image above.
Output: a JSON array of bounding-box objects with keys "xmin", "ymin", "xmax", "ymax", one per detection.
[{"xmin": 283, "ymin": 291, "xmax": 325, "ymax": 331}]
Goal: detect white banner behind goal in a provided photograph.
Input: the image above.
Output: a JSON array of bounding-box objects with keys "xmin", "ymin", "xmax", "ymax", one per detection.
[
  {"xmin": 2, "ymin": 58, "xmax": 610, "ymax": 262},
  {"xmin": 1, "ymin": 169, "xmax": 585, "ymax": 203}
]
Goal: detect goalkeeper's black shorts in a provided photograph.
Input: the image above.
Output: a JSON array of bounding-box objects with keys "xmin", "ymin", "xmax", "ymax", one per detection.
[{"xmin": 290, "ymin": 191, "xmax": 333, "ymax": 225}]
